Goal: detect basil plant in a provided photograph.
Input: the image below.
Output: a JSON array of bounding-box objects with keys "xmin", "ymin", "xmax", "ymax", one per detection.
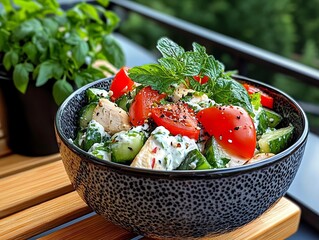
[{"xmin": 0, "ymin": 0, "xmax": 125, "ymax": 104}]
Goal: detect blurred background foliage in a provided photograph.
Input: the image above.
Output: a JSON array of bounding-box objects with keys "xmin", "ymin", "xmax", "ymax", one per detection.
[{"xmin": 117, "ymin": 0, "xmax": 319, "ymax": 133}]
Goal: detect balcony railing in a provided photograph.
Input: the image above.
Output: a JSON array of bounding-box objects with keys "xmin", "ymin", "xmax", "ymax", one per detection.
[{"xmin": 106, "ymin": 0, "xmax": 319, "ymax": 132}]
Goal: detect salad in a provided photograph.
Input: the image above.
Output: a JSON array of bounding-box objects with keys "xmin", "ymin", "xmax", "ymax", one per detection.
[{"xmin": 73, "ymin": 38, "xmax": 294, "ymax": 171}]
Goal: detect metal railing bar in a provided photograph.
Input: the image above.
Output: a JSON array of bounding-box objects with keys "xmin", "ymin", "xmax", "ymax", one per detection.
[{"xmin": 111, "ymin": 0, "xmax": 319, "ymax": 88}]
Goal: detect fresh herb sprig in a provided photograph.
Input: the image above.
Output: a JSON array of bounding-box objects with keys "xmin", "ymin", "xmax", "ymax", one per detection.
[{"xmin": 128, "ymin": 38, "xmax": 253, "ymax": 114}]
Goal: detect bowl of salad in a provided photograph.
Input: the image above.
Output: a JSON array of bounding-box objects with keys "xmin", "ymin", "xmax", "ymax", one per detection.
[{"xmin": 55, "ymin": 38, "xmax": 308, "ymax": 239}]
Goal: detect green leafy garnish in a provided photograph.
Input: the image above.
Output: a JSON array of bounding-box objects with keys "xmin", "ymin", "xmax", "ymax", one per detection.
[{"xmin": 128, "ymin": 37, "xmax": 253, "ymax": 114}]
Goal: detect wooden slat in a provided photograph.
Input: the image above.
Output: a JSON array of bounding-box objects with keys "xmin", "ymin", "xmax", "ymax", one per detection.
[
  {"xmin": 0, "ymin": 191, "xmax": 92, "ymax": 240},
  {"xmin": 40, "ymin": 215, "xmax": 137, "ymax": 240},
  {"xmin": 199, "ymin": 197, "xmax": 301, "ymax": 240},
  {"xmin": 136, "ymin": 198, "xmax": 299, "ymax": 240},
  {"xmin": 0, "ymin": 153, "xmax": 60, "ymax": 178},
  {"xmin": 39, "ymin": 197, "xmax": 300, "ymax": 240},
  {"xmin": 0, "ymin": 160, "xmax": 73, "ymax": 218}
]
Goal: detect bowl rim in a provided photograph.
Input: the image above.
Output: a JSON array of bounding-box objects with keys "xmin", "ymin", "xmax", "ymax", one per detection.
[{"xmin": 55, "ymin": 75, "xmax": 309, "ymax": 179}]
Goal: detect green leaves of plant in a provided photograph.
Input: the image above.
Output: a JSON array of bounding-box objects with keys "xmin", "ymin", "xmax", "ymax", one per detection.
[
  {"xmin": 13, "ymin": 63, "xmax": 34, "ymax": 93},
  {"xmin": 73, "ymin": 41, "xmax": 89, "ymax": 67},
  {"xmin": 36, "ymin": 60, "xmax": 63, "ymax": 87},
  {"xmin": 1, "ymin": 0, "xmax": 124, "ymax": 105},
  {"xmin": 3, "ymin": 50, "xmax": 19, "ymax": 71},
  {"xmin": 102, "ymin": 35, "xmax": 125, "ymax": 69},
  {"xmin": 12, "ymin": 19, "xmax": 42, "ymax": 41},
  {"xmin": 53, "ymin": 80, "xmax": 73, "ymax": 105},
  {"xmin": 23, "ymin": 42, "xmax": 38, "ymax": 63}
]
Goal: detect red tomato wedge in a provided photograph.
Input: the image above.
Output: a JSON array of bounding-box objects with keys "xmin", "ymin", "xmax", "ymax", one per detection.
[
  {"xmin": 197, "ymin": 106, "xmax": 256, "ymax": 159},
  {"xmin": 129, "ymin": 86, "xmax": 166, "ymax": 126},
  {"xmin": 193, "ymin": 75, "xmax": 209, "ymax": 84},
  {"xmin": 110, "ymin": 67, "xmax": 135, "ymax": 101},
  {"xmin": 151, "ymin": 103, "xmax": 200, "ymax": 140},
  {"xmin": 243, "ymin": 83, "xmax": 274, "ymax": 109}
]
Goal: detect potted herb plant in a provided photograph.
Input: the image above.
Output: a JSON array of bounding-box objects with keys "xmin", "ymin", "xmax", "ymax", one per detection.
[{"xmin": 0, "ymin": 0, "xmax": 125, "ymax": 156}]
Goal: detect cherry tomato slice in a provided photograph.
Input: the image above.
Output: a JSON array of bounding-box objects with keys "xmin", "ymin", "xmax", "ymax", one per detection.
[
  {"xmin": 193, "ymin": 75, "xmax": 210, "ymax": 84},
  {"xmin": 243, "ymin": 83, "xmax": 274, "ymax": 109},
  {"xmin": 129, "ymin": 86, "xmax": 166, "ymax": 126},
  {"xmin": 151, "ymin": 103, "xmax": 200, "ymax": 140},
  {"xmin": 197, "ymin": 105, "xmax": 256, "ymax": 159},
  {"xmin": 110, "ymin": 67, "xmax": 134, "ymax": 101}
]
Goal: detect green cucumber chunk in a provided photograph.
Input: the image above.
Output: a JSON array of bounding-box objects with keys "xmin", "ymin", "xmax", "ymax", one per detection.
[
  {"xmin": 258, "ymin": 125, "xmax": 294, "ymax": 154},
  {"xmin": 264, "ymin": 108, "xmax": 283, "ymax": 128},
  {"xmin": 177, "ymin": 149, "xmax": 212, "ymax": 170},
  {"xmin": 86, "ymin": 88, "xmax": 109, "ymax": 103},
  {"xmin": 79, "ymin": 102, "xmax": 97, "ymax": 129},
  {"xmin": 111, "ymin": 131, "xmax": 146, "ymax": 164},
  {"xmin": 88, "ymin": 142, "xmax": 111, "ymax": 160},
  {"xmin": 115, "ymin": 85, "xmax": 143, "ymax": 112},
  {"xmin": 115, "ymin": 93, "xmax": 131, "ymax": 112},
  {"xmin": 204, "ymin": 136, "xmax": 230, "ymax": 168},
  {"xmin": 83, "ymin": 120, "xmax": 109, "ymax": 151}
]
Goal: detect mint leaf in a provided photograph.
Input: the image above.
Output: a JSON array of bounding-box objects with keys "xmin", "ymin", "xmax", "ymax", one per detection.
[
  {"xmin": 192, "ymin": 42, "xmax": 207, "ymax": 56},
  {"xmin": 181, "ymin": 51, "xmax": 202, "ymax": 76},
  {"xmin": 13, "ymin": 63, "xmax": 33, "ymax": 93},
  {"xmin": 202, "ymin": 56, "xmax": 225, "ymax": 80},
  {"xmin": 97, "ymin": 0, "xmax": 109, "ymax": 7},
  {"xmin": 53, "ymin": 79, "xmax": 74, "ymax": 105},
  {"xmin": 157, "ymin": 37, "xmax": 185, "ymax": 59},
  {"xmin": 102, "ymin": 35, "xmax": 125, "ymax": 69},
  {"xmin": 129, "ymin": 64, "xmax": 181, "ymax": 94},
  {"xmin": 3, "ymin": 50, "xmax": 19, "ymax": 71},
  {"xmin": 158, "ymin": 57, "xmax": 184, "ymax": 73},
  {"xmin": 251, "ymin": 92, "xmax": 262, "ymax": 110},
  {"xmin": 212, "ymin": 78, "xmax": 253, "ymax": 114},
  {"xmin": 36, "ymin": 60, "xmax": 63, "ymax": 86}
]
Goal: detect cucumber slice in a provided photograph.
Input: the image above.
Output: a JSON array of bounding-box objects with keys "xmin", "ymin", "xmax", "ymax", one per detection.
[
  {"xmin": 79, "ymin": 102, "xmax": 97, "ymax": 129},
  {"xmin": 86, "ymin": 88, "xmax": 109, "ymax": 103},
  {"xmin": 204, "ymin": 136, "xmax": 230, "ymax": 168},
  {"xmin": 177, "ymin": 149, "xmax": 212, "ymax": 170},
  {"xmin": 115, "ymin": 93, "xmax": 131, "ymax": 112},
  {"xmin": 115, "ymin": 86, "xmax": 143, "ymax": 112},
  {"xmin": 258, "ymin": 125, "xmax": 294, "ymax": 154},
  {"xmin": 83, "ymin": 120, "xmax": 109, "ymax": 151},
  {"xmin": 89, "ymin": 142, "xmax": 111, "ymax": 161},
  {"xmin": 264, "ymin": 108, "xmax": 283, "ymax": 128},
  {"xmin": 111, "ymin": 131, "xmax": 146, "ymax": 164}
]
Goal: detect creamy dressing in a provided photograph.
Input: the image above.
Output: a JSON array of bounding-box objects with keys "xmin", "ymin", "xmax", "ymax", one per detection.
[
  {"xmin": 89, "ymin": 143, "xmax": 111, "ymax": 161},
  {"xmin": 151, "ymin": 126, "xmax": 198, "ymax": 170},
  {"xmin": 87, "ymin": 120, "xmax": 110, "ymax": 140},
  {"xmin": 183, "ymin": 93, "xmax": 215, "ymax": 112}
]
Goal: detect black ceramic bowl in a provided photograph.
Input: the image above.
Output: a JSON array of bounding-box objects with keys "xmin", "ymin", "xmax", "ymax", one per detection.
[{"xmin": 55, "ymin": 75, "xmax": 308, "ymax": 239}]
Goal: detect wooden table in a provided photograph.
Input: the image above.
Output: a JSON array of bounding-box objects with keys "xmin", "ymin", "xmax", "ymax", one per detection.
[{"xmin": 0, "ymin": 131, "xmax": 301, "ymax": 240}]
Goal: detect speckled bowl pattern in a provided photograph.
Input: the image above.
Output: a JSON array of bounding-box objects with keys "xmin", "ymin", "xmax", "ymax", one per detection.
[{"xmin": 55, "ymin": 75, "xmax": 308, "ymax": 239}]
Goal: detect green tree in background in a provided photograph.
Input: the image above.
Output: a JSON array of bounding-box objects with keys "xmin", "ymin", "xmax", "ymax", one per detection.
[{"xmin": 118, "ymin": 0, "xmax": 319, "ymax": 132}]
